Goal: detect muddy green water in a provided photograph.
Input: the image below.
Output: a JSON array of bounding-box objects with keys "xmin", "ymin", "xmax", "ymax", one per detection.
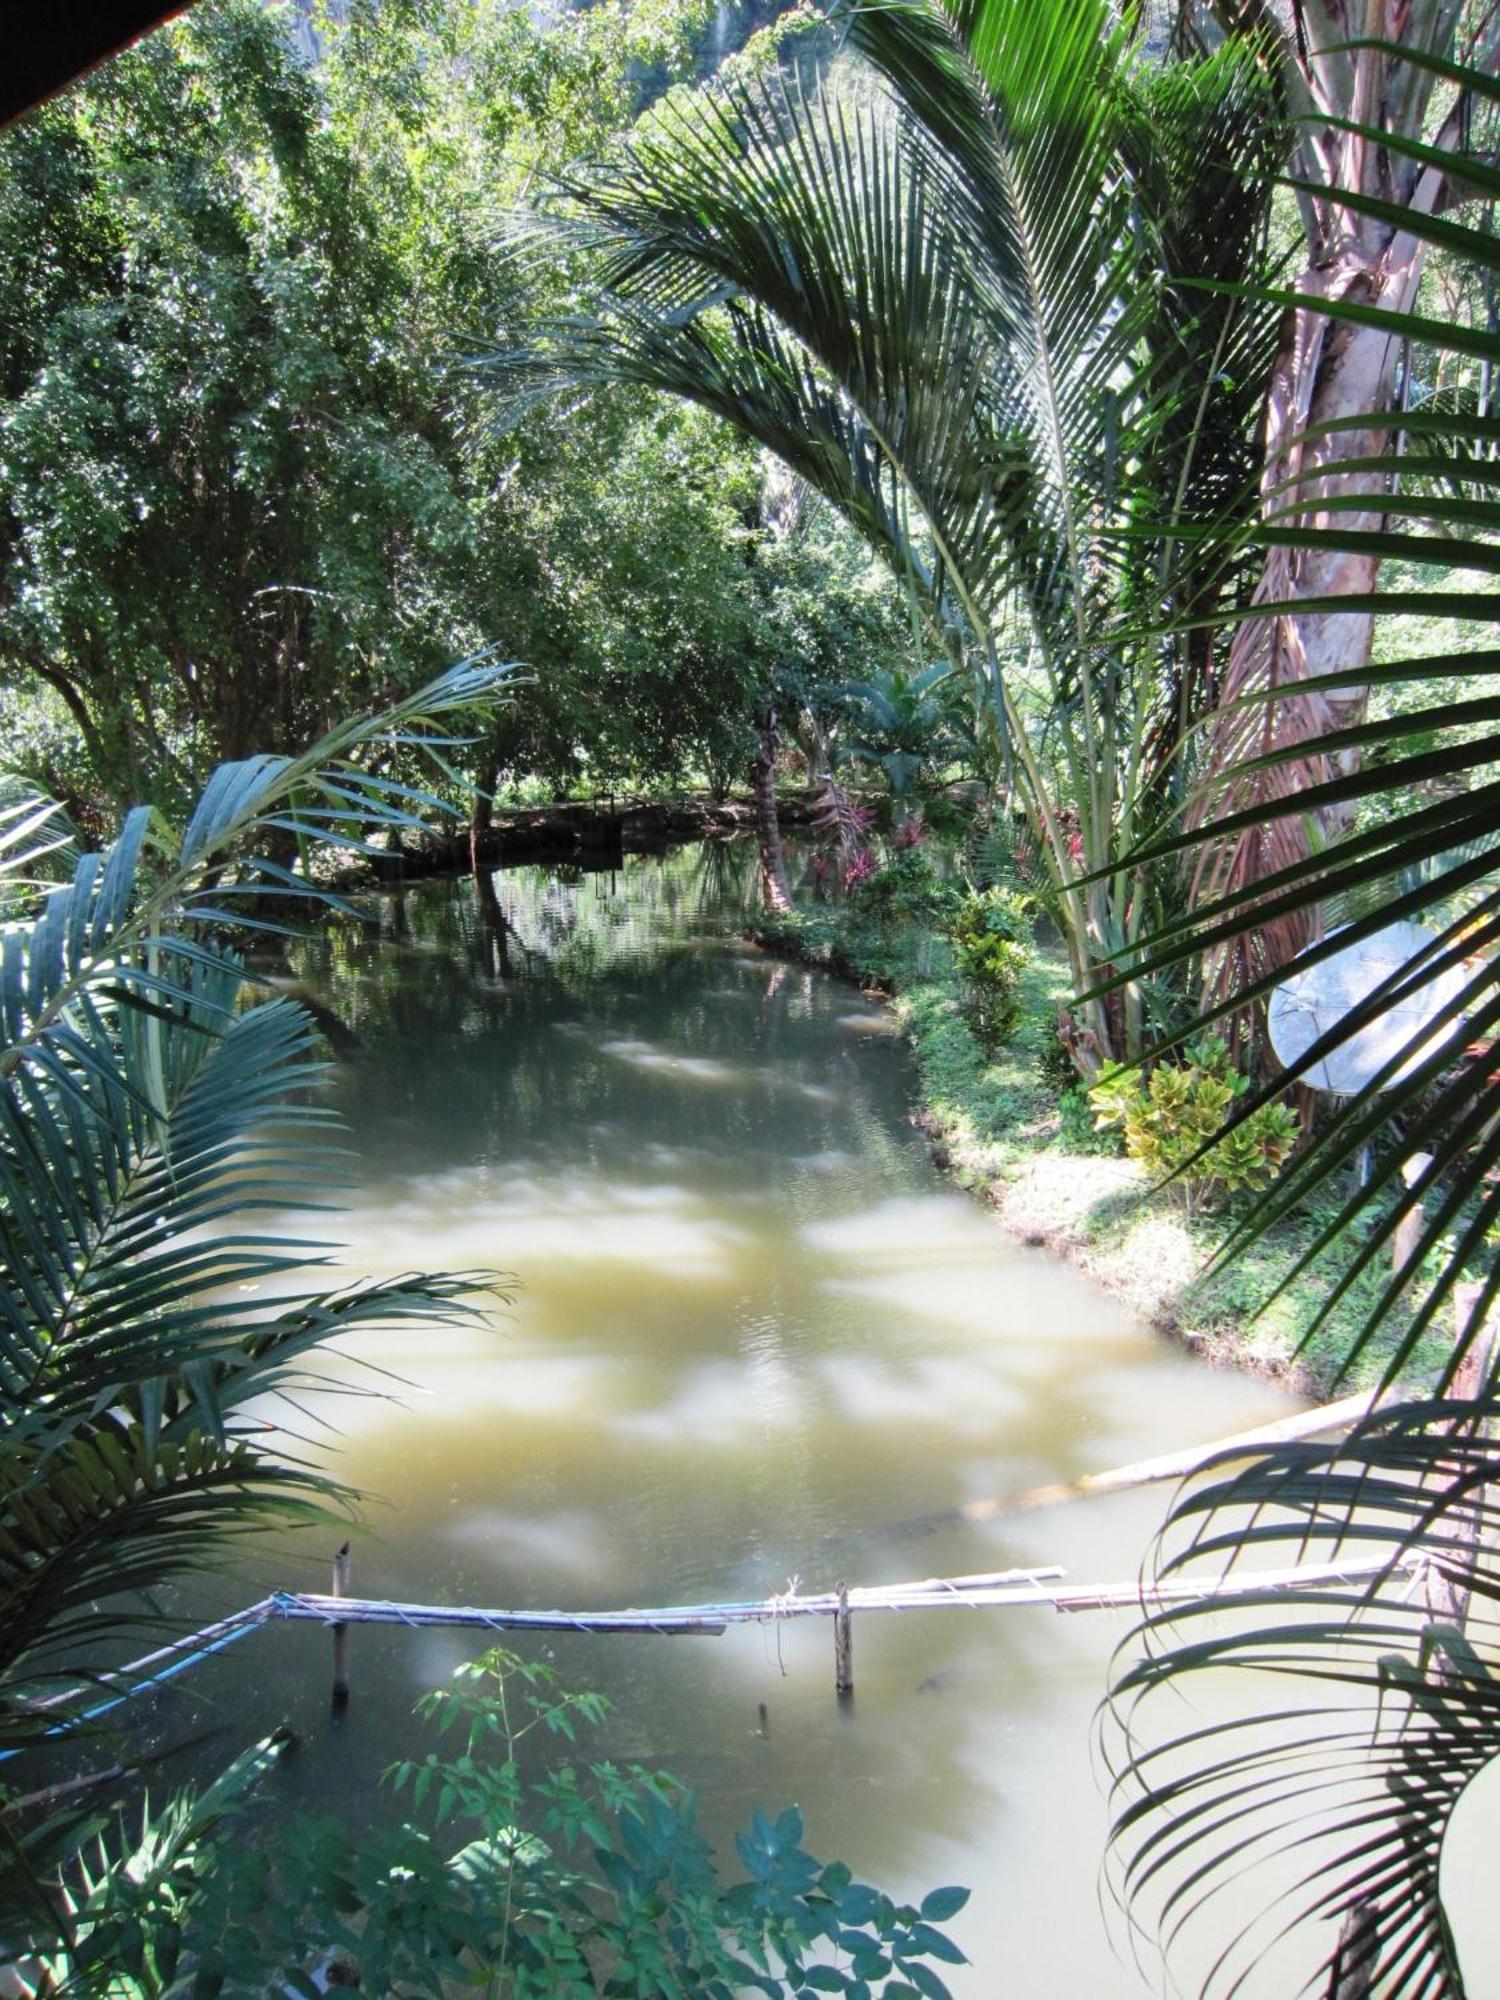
[{"xmin": 157, "ymin": 846, "xmax": 1314, "ymax": 1995}]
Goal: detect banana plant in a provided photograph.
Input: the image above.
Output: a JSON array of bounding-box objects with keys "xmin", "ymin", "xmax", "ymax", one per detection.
[{"xmin": 488, "ymin": 0, "xmax": 1285, "ymax": 1062}]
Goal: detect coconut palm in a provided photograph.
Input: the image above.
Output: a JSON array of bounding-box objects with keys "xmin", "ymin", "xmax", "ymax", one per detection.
[
  {"xmin": 0, "ymin": 661, "xmax": 513, "ymax": 1961},
  {"xmin": 489, "ymin": 0, "xmax": 1285, "ymax": 1064}
]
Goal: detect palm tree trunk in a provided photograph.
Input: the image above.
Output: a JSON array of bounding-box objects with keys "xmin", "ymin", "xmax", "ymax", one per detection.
[
  {"xmin": 1193, "ymin": 3, "xmax": 1483, "ymax": 1005},
  {"xmin": 1192, "ymin": 265, "xmax": 1426, "ymax": 1003},
  {"xmin": 753, "ymin": 709, "xmax": 792, "ymax": 915}
]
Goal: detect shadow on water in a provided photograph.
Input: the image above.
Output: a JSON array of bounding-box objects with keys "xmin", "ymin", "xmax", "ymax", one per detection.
[{"xmin": 133, "ymin": 845, "xmax": 1302, "ymax": 1995}]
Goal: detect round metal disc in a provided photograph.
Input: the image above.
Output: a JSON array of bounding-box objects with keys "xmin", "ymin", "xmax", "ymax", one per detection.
[{"xmin": 1267, "ymin": 920, "xmax": 1468, "ymax": 1094}]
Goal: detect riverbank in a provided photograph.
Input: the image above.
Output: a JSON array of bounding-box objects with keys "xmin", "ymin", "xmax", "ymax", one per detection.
[{"xmin": 749, "ymin": 903, "xmax": 1431, "ymax": 1396}]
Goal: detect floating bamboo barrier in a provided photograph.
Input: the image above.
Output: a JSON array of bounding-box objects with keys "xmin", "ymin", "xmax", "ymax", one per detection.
[
  {"xmin": 19, "ymin": 1549, "xmax": 1431, "ymax": 1731},
  {"xmin": 264, "ymin": 1550, "xmax": 1423, "ymax": 1696}
]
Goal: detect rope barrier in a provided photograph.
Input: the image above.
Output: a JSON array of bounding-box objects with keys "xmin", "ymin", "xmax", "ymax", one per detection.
[
  {"xmin": 4, "ymin": 1600, "xmax": 276, "ymax": 1760},
  {"xmin": 7, "ymin": 1551, "xmax": 1426, "ymax": 1740}
]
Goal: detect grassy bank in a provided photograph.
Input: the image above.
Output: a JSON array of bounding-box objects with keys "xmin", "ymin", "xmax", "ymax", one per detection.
[{"xmin": 751, "ymin": 902, "xmax": 1436, "ymax": 1395}]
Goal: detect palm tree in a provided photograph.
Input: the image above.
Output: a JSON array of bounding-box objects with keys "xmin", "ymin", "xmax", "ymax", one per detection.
[
  {"xmin": 488, "ymin": 0, "xmax": 1285, "ymax": 1064},
  {"xmin": 1175, "ymin": 0, "xmax": 1500, "ymax": 1004},
  {"xmin": 0, "ymin": 661, "xmax": 513, "ymax": 1962},
  {"xmin": 1104, "ymin": 45, "xmax": 1500, "ymax": 1997},
  {"xmin": 838, "ymin": 661, "xmax": 962, "ymax": 802}
]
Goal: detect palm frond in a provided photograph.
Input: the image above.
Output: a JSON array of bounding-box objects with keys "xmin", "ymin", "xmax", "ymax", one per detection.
[
  {"xmin": 5, "ymin": 1730, "xmax": 289, "ymax": 1986},
  {"xmin": 1105, "ymin": 42, "xmax": 1500, "ymax": 1995},
  {"xmin": 1107, "ymin": 1396, "xmax": 1500, "ymax": 1999},
  {"xmin": 0, "ymin": 666, "xmax": 515, "ymax": 1750},
  {"xmin": 1109, "ymin": 45, "xmax": 1500, "ymax": 1381},
  {"xmin": 492, "ymin": 0, "xmax": 1284, "ymax": 1050},
  {"xmin": 1, "ymin": 654, "xmax": 513, "ymax": 1076}
]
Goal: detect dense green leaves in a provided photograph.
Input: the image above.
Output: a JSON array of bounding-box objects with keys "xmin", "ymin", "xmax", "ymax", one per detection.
[
  {"xmin": 497, "ymin": 0, "xmax": 1285, "ymax": 1056},
  {"xmin": 22, "ymin": 1648, "xmax": 969, "ymax": 1996},
  {"xmin": 0, "ymin": 0, "xmax": 914, "ymax": 823}
]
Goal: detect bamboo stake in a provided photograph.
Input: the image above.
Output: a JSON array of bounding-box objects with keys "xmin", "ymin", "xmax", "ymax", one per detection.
[
  {"xmin": 331, "ymin": 1542, "xmax": 351, "ymax": 1707},
  {"xmin": 834, "ymin": 1582, "xmax": 853, "ymax": 1696}
]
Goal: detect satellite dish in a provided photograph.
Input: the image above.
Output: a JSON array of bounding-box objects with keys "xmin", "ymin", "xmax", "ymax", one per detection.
[{"xmin": 1268, "ymin": 920, "xmax": 1468, "ymax": 1094}]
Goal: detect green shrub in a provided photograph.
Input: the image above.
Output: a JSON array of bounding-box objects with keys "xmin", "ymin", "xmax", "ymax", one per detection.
[
  {"xmin": 949, "ymin": 887, "xmax": 1034, "ymax": 1048},
  {"xmin": 58, "ymin": 1647, "xmax": 970, "ymax": 1999},
  {"xmin": 1089, "ymin": 1036, "xmax": 1299, "ymax": 1215},
  {"xmin": 1057, "ymin": 1083, "xmax": 1123, "ymax": 1155},
  {"xmin": 854, "ymin": 847, "xmax": 961, "ymax": 922}
]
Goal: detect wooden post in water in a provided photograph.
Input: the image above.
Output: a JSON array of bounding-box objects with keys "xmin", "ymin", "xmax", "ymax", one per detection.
[
  {"xmin": 331, "ymin": 1542, "xmax": 351, "ymax": 1707},
  {"xmin": 833, "ymin": 1581, "xmax": 853, "ymax": 1697}
]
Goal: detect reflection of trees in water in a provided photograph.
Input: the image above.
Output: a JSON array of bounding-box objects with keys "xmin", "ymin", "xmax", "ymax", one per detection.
[
  {"xmin": 275, "ymin": 842, "xmax": 866, "ymax": 1176},
  {"xmin": 287, "ymin": 843, "xmax": 758, "ymax": 1014}
]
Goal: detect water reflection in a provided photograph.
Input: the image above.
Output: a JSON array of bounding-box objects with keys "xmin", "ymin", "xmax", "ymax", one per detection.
[{"xmin": 161, "ymin": 847, "xmax": 1304, "ymax": 1994}]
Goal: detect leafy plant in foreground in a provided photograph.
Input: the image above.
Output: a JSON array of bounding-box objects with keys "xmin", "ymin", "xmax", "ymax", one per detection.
[
  {"xmin": 1089, "ymin": 1038, "xmax": 1298, "ymax": 1216},
  {"xmin": 26, "ymin": 1647, "xmax": 971, "ymax": 1998},
  {"xmin": 0, "ymin": 660, "xmax": 513, "ymax": 1955}
]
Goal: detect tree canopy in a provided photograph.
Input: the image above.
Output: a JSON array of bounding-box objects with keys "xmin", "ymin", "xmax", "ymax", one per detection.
[{"xmin": 0, "ymin": 0, "xmax": 912, "ymax": 824}]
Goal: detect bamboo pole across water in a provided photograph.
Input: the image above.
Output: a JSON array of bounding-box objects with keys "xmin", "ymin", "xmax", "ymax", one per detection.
[
  {"xmin": 20, "ymin": 1551, "xmax": 1431, "ymax": 1731},
  {"xmin": 880, "ymin": 1386, "xmax": 1393, "ymax": 1540},
  {"xmin": 264, "ymin": 1550, "xmax": 1422, "ymax": 1641}
]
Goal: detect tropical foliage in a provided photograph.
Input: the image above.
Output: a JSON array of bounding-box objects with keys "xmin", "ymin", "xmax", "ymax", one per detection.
[
  {"xmin": 493, "ymin": 0, "xmax": 1286, "ymax": 1060},
  {"xmin": 33, "ymin": 1646, "xmax": 967, "ymax": 1998},
  {"xmin": 948, "ymin": 886, "xmax": 1034, "ymax": 1049},
  {"xmin": 0, "ymin": 662, "xmax": 513, "ymax": 1958},
  {"xmin": 1103, "ymin": 39, "xmax": 1500, "ymax": 2000},
  {"xmin": 12, "ymin": 0, "xmax": 1500, "ymax": 1991},
  {"xmin": 838, "ymin": 663, "xmax": 965, "ymax": 805},
  {"xmin": 0, "ymin": 0, "xmax": 914, "ymax": 824},
  {"xmin": 1176, "ymin": 0, "xmax": 1500, "ymax": 999},
  {"xmin": 1088, "ymin": 1036, "xmax": 1298, "ymax": 1216},
  {"xmin": 1115, "ymin": 41, "xmax": 1500, "ymax": 1390}
]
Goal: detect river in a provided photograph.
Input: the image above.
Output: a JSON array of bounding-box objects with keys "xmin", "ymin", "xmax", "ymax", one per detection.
[{"xmin": 156, "ymin": 844, "xmax": 1312, "ymax": 1995}]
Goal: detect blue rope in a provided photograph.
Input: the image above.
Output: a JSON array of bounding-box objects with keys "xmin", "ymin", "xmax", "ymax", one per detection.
[{"xmin": 1, "ymin": 1611, "xmax": 265, "ymax": 1760}]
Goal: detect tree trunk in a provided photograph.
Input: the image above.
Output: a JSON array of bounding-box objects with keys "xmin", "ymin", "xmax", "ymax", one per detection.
[
  {"xmin": 469, "ymin": 769, "xmax": 496, "ymax": 877},
  {"xmin": 753, "ymin": 710, "xmax": 792, "ymax": 915},
  {"xmin": 473, "ymin": 863, "xmax": 512, "ymax": 979},
  {"xmin": 1191, "ymin": 266, "xmax": 1427, "ymax": 1005},
  {"xmin": 1194, "ymin": 2, "xmax": 1476, "ymax": 1008}
]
